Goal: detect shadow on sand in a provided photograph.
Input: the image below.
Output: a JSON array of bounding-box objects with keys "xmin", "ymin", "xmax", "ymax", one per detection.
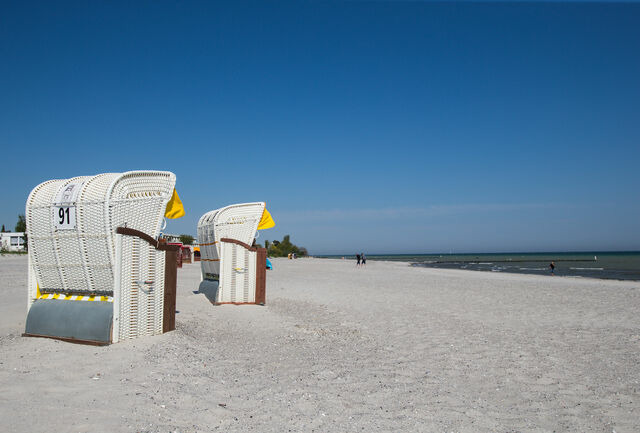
[{"xmin": 197, "ymin": 280, "xmax": 219, "ymax": 305}]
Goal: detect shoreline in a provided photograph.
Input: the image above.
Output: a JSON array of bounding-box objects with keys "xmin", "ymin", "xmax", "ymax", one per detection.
[{"xmin": 313, "ymin": 254, "xmax": 640, "ymax": 282}]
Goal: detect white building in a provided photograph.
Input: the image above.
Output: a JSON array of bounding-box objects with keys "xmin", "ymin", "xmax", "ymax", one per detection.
[
  {"xmin": 0, "ymin": 232, "xmax": 26, "ymax": 252},
  {"xmin": 161, "ymin": 233, "xmax": 183, "ymax": 243},
  {"xmin": 161, "ymin": 233, "xmax": 197, "ymax": 246}
]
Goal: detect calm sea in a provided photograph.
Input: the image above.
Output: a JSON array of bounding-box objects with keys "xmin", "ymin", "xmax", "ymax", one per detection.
[{"xmin": 317, "ymin": 252, "xmax": 640, "ymax": 281}]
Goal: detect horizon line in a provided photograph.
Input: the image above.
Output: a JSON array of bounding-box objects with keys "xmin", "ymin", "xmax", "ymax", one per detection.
[{"xmin": 311, "ymin": 249, "xmax": 640, "ymax": 256}]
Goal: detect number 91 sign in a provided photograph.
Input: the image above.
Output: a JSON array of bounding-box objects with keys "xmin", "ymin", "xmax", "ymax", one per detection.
[
  {"xmin": 54, "ymin": 206, "xmax": 76, "ymax": 230},
  {"xmin": 52, "ymin": 181, "xmax": 84, "ymax": 230}
]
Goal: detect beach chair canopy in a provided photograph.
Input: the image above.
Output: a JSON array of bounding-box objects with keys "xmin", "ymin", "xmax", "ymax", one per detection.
[
  {"xmin": 197, "ymin": 202, "xmax": 272, "ymax": 304},
  {"xmin": 25, "ymin": 171, "xmax": 182, "ymax": 344},
  {"xmin": 197, "ymin": 202, "xmax": 266, "ymax": 281}
]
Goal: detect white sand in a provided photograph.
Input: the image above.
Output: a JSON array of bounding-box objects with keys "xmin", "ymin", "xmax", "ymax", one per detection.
[{"xmin": 1, "ymin": 255, "xmax": 639, "ymax": 432}]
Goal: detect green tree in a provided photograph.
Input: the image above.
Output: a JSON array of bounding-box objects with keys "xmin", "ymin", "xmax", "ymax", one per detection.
[
  {"xmin": 1, "ymin": 224, "xmax": 5, "ymax": 232},
  {"xmin": 267, "ymin": 234, "xmax": 308, "ymax": 257},
  {"xmin": 15, "ymin": 214, "xmax": 26, "ymax": 232},
  {"xmin": 179, "ymin": 234, "xmax": 194, "ymax": 245},
  {"xmin": 15, "ymin": 215, "xmax": 27, "ymax": 252}
]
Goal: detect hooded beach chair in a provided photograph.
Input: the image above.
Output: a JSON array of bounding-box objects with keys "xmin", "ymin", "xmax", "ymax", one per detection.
[
  {"xmin": 197, "ymin": 202, "xmax": 274, "ymax": 304},
  {"xmin": 24, "ymin": 171, "xmax": 185, "ymax": 345}
]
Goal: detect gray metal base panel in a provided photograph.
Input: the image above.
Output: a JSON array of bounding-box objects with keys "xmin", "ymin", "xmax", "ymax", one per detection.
[{"xmin": 25, "ymin": 299, "xmax": 113, "ymax": 344}]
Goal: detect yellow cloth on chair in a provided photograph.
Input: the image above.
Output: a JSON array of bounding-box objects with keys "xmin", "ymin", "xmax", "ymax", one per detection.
[
  {"xmin": 257, "ymin": 208, "xmax": 275, "ymax": 230},
  {"xmin": 165, "ymin": 189, "xmax": 185, "ymax": 219}
]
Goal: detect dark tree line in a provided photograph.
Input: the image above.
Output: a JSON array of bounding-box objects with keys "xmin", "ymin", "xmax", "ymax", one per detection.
[{"xmin": 263, "ymin": 235, "xmax": 307, "ymax": 257}]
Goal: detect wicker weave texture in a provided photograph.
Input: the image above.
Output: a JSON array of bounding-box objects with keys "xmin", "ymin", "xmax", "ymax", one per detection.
[
  {"xmin": 26, "ymin": 171, "xmax": 176, "ymax": 341},
  {"xmin": 219, "ymin": 243, "xmax": 256, "ymax": 303},
  {"xmin": 197, "ymin": 202, "xmax": 264, "ymax": 303},
  {"xmin": 197, "ymin": 202, "xmax": 265, "ymax": 283},
  {"xmin": 27, "ymin": 172, "xmax": 174, "ymax": 295},
  {"xmin": 116, "ymin": 237, "xmax": 165, "ymax": 340},
  {"xmin": 197, "ymin": 209, "xmax": 220, "ymax": 281}
]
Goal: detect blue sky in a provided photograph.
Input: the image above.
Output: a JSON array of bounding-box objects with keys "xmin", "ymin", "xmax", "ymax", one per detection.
[{"xmin": 1, "ymin": 1, "xmax": 639, "ymax": 254}]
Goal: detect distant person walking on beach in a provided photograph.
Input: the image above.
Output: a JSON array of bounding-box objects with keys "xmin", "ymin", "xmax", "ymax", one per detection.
[
  {"xmin": 356, "ymin": 254, "xmax": 361, "ymax": 266},
  {"xmin": 361, "ymin": 253, "xmax": 366, "ymax": 266},
  {"xmin": 550, "ymin": 261, "xmax": 555, "ymax": 276}
]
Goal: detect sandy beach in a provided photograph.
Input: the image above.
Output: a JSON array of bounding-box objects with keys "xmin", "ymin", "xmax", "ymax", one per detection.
[{"xmin": 1, "ymin": 255, "xmax": 639, "ymax": 432}]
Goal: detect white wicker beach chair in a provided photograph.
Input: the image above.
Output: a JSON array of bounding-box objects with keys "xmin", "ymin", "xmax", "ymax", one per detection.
[
  {"xmin": 197, "ymin": 202, "xmax": 270, "ymax": 304},
  {"xmin": 24, "ymin": 171, "xmax": 182, "ymax": 344}
]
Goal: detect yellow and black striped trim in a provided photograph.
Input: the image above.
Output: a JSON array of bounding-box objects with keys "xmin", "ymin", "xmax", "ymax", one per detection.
[{"xmin": 38, "ymin": 293, "xmax": 113, "ymax": 302}]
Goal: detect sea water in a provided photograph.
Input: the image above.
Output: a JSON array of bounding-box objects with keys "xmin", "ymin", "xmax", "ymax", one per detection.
[{"xmin": 319, "ymin": 252, "xmax": 640, "ymax": 281}]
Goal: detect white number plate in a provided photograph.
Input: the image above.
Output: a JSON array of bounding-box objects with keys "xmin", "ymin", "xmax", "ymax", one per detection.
[
  {"xmin": 52, "ymin": 181, "xmax": 84, "ymax": 230},
  {"xmin": 54, "ymin": 206, "xmax": 77, "ymax": 230}
]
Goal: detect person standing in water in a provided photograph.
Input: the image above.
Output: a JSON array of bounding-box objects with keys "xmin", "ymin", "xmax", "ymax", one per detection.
[{"xmin": 550, "ymin": 261, "xmax": 555, "ymax": 276}]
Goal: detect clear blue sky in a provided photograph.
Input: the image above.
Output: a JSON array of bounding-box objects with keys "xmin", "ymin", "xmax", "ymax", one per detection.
[{"xmin": 1, "ymin": 1, "xmax": 639, "ymax": 254}]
